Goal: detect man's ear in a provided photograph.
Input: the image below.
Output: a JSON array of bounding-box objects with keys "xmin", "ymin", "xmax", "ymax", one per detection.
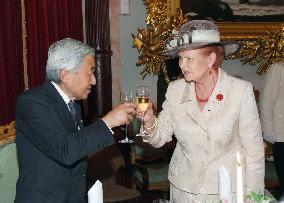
[{"xmin": 59, "ymin": 68, "xmax": 69, "ymax": 82}]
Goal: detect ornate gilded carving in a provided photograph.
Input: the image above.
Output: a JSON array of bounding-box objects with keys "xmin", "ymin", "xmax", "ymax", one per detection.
[
  {"xmin": 132, "ymin": 0, "xmax": 187, "ymax": 79},
  {"xmin": 132, "ymin": 0, "xmax": 284, "ymax": 79},
  {"xmin": 0, "ymin": 121, "xmax": 16, "ymax": 146},
  {"xmin": 229, "ymin": 25, "xmax": 284, "ymax": 74}
]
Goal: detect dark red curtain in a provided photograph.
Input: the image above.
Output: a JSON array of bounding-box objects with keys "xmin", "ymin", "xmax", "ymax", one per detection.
[
  {"xmin": 0, "ymin": 1, "xmax": 24, "ymax": 125},
  {"xmin": 25, "ymin": 0, "xmax": 84, "ymax": 88},
  {"xmin": 0, "ymin": 0, "xmax": 84, "ymax": 125}
]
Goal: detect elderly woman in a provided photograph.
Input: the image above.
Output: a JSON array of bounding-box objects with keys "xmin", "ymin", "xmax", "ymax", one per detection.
[{"xmin": 137, "ymin": 20, "xmax": 264, "ymax": 202}]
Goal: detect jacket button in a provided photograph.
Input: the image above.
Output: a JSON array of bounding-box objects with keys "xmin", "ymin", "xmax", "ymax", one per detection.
[{"xmin": 82, "ymin": 174, "xmax": 86, "ymax": 177}]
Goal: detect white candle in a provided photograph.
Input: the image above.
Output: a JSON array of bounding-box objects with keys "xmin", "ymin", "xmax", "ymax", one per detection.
[
  {"xmin": 219, "ymin": 166, "xmax": 232, "ymax": 203},
  {"xmin": 237, "ymin": 151, "xmax": 244, "ymax": 203}
]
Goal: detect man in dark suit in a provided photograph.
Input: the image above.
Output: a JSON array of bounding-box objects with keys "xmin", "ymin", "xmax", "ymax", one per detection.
[{"xmin": 15, "ymin": 38, "xmax": 136, "ymax": 203}]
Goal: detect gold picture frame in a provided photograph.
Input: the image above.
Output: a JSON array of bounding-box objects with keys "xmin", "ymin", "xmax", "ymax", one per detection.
[
  {"xmin": 216, "ymin": 22, "xmax": 283, "ymax": 40},
  {"xmin": 132, "ymin": 0, "xmax": 284, "ymax": 79}
]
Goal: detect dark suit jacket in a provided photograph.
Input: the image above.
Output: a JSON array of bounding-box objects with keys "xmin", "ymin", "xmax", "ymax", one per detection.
[{"xmin": 15, "ymin": 81, "xmax": 114, "ymax": 203}]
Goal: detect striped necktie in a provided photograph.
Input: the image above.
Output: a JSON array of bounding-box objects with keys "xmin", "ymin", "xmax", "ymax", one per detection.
[{"xmin": 67, "ymin": 101, "xmax": 83, "ymax": 130}]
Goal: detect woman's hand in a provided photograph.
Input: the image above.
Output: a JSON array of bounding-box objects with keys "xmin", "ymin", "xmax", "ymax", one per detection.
[{"xmin": 136, "ymin": 101, "xmax": 156, "ymax": 133}]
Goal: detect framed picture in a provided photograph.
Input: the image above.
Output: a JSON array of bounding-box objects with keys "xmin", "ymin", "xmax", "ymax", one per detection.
[
  {"xmin": 178, "ymin": 0, "xmax": 284, "ymax": 40},
  {"xmin": 180, "ymin": 0, "xmax": 284, "ymax": 22}
]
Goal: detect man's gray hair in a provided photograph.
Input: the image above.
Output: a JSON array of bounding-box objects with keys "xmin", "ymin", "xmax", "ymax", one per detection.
[{"xmin": 46, "ymin": 38, "xmax": 95, "ymax": 83}]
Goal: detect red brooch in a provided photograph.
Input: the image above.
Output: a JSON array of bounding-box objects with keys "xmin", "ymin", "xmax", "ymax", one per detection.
[{"xmin": 216, "ymin": 94, "xmax": 223, "ymax": 101}]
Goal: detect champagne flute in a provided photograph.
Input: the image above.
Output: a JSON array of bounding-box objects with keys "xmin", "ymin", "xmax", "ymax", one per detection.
[
  {"xmin": 119, "ymin": 91, "xmax": 134, "ymax": 143},
  {"xmin": 136, "ymin": 86, "xmax": 150, "ymax": 136}
]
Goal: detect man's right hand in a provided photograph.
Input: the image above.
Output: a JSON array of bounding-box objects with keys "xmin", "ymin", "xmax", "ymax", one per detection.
[{"xmin": 102, "ymin": 102, "xmax": 137, "ymax": 129}]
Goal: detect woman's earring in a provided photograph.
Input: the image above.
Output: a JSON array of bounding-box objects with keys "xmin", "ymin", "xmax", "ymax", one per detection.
[{"xmin": 209, "ymin": 68, "xmax": 213, "ymax": 75}]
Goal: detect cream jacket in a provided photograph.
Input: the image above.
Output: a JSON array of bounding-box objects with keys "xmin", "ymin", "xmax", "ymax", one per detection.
[
  {"xmin": 259, "ymin": 62, "xmax": 284, "ymax": 143},
  {"xmin": 146, "ymin": 69, "xmax": 264, "ymax": 195}
]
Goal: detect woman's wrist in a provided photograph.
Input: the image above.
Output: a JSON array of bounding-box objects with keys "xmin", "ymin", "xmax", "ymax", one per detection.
[{"xmin": 144, "ymin": 117, "xmax": 157, "ymax": 130}]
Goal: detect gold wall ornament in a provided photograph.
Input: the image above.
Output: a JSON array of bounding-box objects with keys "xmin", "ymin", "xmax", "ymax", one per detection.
[
  {"xmin": 0, "ymin": 121, "xmax": 15, "ymax": 146},
  {"xmin": 229, "ymin": 25, "xmax": 284, "ymax": 74},
  {"xmin": 132, "ymin": 0, "xmax": 187, "ymax": 79},
  {"xmin": 133, "ymin": 0, "xmax": 284, "ymax": 79}
]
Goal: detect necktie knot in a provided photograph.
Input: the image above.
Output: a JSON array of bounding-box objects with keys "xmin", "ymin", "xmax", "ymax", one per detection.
[{"xmin": 68, "ymin": 101, "xmax": 77, "ymax": 120}]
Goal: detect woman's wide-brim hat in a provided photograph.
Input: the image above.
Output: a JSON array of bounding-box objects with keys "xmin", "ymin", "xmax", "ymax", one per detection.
[{"xmin": 164, "ymin": 20, "xmax": 240, "ymax": 57}]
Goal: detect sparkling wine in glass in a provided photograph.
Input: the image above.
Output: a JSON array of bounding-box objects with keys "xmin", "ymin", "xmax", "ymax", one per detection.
[
  {"xmin": 136, "ymin": 86, "xmax": 150, "ymax": 136},
  {"xmin": 119, "ymin": 91, "xmax": 134, "ymax": 143}
]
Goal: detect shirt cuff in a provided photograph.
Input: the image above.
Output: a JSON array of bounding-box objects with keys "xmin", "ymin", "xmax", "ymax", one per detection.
[{"xmin": 101, "ymin": 119, "xmax": 114, "ymax": 134}]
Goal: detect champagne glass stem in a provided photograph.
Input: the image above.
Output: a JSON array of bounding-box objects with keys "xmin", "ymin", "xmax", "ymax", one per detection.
[
  {"xmin": 141, "ymin": 116, "xmax": 144, "ymax": 133},
  {"xmin": 125, "ymin": 124, "xmax": 128, "ymax": 141},
  {"xmin": 139, "ymin": 112, "xmax": 145, "ymax": 135}
]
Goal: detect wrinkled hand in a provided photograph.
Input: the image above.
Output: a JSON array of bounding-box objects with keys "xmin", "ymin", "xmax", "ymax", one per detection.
[
  {"xmin": 136, "ymin": 101, "xmax": 155, "ymax": 127},
  {"xmin": 102, "ymin": 102, "xmax": 137, "ymax": 129}
]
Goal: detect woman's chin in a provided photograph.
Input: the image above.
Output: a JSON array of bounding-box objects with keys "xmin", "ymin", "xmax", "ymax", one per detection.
[{"xmin": 184, "ymin": 75, "xmax": 193, "ymax": 82}]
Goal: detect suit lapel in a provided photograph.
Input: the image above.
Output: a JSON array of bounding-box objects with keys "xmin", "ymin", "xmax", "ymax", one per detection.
[
  {"xmin": 180, "ymin": 69, "xmax": 228, "ymax": 133},
  {"xmin": 181, "ymin": 82, "xmax": 208, "ymax": 134},
  {"xmin": 42, "ymin": 81, "xmax": 76, "ymax": 131},
  {"xmin": 202, "ymin": 69, "xmax": 227, "ymax": 123}
]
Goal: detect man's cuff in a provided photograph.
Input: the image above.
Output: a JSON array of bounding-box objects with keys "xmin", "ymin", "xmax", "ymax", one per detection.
[{"xmin": 102, "ymin": 119, "xmax": 114, "ymax": 134}]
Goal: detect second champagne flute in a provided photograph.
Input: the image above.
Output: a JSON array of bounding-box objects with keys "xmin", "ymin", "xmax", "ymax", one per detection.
[
  {"xmin": 119, "ymin": 91, "xmax": 134, "ymax": 143},
  {"xmin": 136, "ymin": 86, "xmax": 150, "ymax": 136}
]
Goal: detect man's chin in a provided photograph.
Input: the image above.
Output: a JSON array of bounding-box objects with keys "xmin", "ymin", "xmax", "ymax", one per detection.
[
  {"xmin": 81, "ymin": 95, "xmax": 88, "ymax": 100},
  {"xmin": 82, "ymin": 92, "xmax": 91, "ymax": 100}
]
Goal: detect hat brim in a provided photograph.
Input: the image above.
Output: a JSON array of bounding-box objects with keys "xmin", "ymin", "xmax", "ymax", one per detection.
[{"xmin": 163, "ymin": 41, "xmax": 240, "ymax": 58}]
